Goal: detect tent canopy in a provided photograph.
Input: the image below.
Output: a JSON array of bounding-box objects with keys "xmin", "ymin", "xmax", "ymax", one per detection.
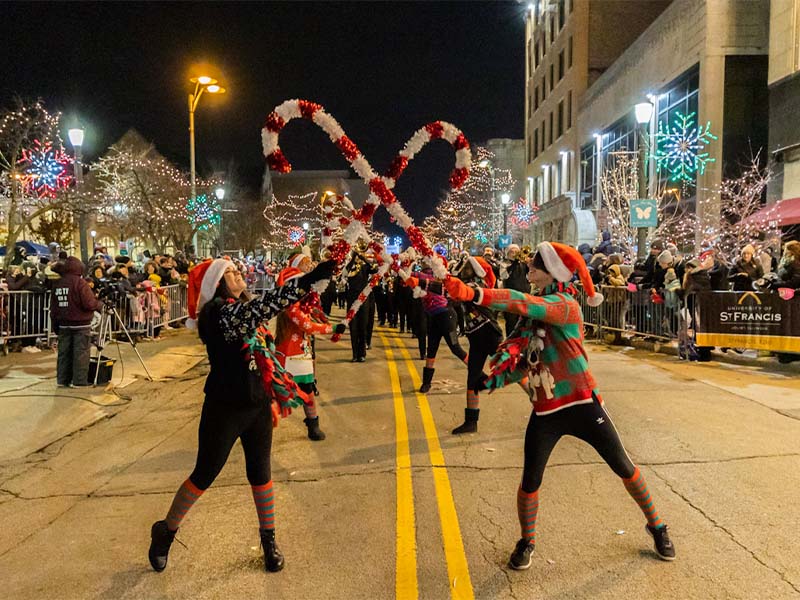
[{"xmin": 0, "ymin": 241, "xmax": 52, "ymax": 257}]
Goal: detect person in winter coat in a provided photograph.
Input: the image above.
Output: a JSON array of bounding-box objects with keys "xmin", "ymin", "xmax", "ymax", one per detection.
[
  {"xmin": 604, "ymin": 264, "xmax": 627, "ymax": 287},
  {"xmin": 501, "ymin": 244, "xmax": 531, "ymax": 336},
  {"xmin": 776, "ymin": 240, "xmax": 800, "ymax": 289},
  {"xmin": 728, "ymin": 244, "xmax": 764, "ymax": 291},
  {"xmin": 147, "ymin": 257, "xmax": 334, "ymax": 574},
  {"xmin": 593, "ymin": 230, "xmax": 614, "ymax": 256},
  {"xmin": 444, "ymin": 242, "xmax": 675, "ymax": 569},
  {"xmin": 51, "ymin": 257, "xmax": 103, "ymax": 387},
  {"xmin": 639, "ymin": 240, "xmax": 664, "ymax": 288}
]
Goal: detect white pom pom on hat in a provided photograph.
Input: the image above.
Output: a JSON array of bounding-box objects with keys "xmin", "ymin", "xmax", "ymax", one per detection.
[{"xmin": 537, "ymin": 241, "xmax": 604, "ymax": 306}]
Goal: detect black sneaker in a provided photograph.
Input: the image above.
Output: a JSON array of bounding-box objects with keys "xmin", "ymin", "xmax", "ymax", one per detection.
[
  {"xmin": 646, "ymin": 524, "xmax": 676, "ymax": 561},
  {"xmin": 148, "ymin": 520, "xmax": 177, "ymax": 572},
  {"xmin": 508, "ymin": 538, "xmax": 535, "ymax": 570}
]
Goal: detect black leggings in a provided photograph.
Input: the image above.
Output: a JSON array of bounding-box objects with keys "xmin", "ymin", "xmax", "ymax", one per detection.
[
  {"xmin": 466, "ymin": 324, "xmax": 502, "ymax": 391},
  {"xmin": 426, "ymin": 308, "xmax": 468, "ymax": 361},
  {"xmin": 189, "ymin": 399, "xmax": 273, "ymax": 490},
  {"xmin": 521, "ymin": 398, "xmax": 635, "ymax": 493}
]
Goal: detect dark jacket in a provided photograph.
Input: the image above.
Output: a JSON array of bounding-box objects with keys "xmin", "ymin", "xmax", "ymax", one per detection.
[
  {"xmin": 728, "ymin": 258, "xmax": 763, "ymax": 291},
  {"xmin": 777, "ymin": 261, "xmax": 800, "ymax": 289},
  {"xmin": 51, "ymin": 257, "xmax": 102, "ymax": 326},
  {"xmin": 503, "ymin": 259, "xmax": 529, "ymax": 292},
  {"xmin": 708, "ymin": 259, "xmax": 730, "ymax": 291}
]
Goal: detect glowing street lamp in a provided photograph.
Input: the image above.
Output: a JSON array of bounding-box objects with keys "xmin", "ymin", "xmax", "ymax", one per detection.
[
  {"xmin": 188, "ymin": 73, "xmax": 227, "ymax": 255},
  {"xmin": 67, "ymin": 127, "xmax": 90, "ymax": 263},
  {"xmin": 634, "ymin": 100, "xmax": 655, "ymax": 259}
]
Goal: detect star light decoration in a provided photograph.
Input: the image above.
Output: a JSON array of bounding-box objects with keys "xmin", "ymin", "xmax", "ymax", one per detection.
[
  {"xmin": 510, "ymin": 198, "xmax": 537, "ymax": 229},
  {"xmin": 287, "ymin": 226, "xmax": 306, "ymax": 246},
  {"xmin": 17, "ymin": 140, "xmax": 72, "ymax": 198},
  {"xmin": 186, "ymin": 193, "xmax": 220, "ymax": 230},
  {"xmin": 653, "ymin": 111, "xmax": 717, "ymax": 184}
]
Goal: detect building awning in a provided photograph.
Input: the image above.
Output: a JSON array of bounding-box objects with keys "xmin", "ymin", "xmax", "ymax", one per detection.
[{"xmin": 743, "ymin": 197, "xmax": 800, "ymax": 227}]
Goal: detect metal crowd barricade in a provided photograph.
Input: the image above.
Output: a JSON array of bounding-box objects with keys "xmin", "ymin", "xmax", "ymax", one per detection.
[
  {"xmin": 0, "ymin": 290, "xmax": 53, "ymax": 352},
  {"xmin": 575, "ymin": 284, "xmax": 683, "ymax": 343}
]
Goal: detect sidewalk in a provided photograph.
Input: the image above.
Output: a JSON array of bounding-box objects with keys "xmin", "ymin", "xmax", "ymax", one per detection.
[{"xmin": 0, "ymin": 329, "xmax": 206, "ymax": 462}]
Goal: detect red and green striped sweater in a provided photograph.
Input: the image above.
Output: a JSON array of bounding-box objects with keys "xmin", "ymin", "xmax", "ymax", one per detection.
[{"xmin": 474, "ymin": 286, "xmax": 601, "ymax": 416}]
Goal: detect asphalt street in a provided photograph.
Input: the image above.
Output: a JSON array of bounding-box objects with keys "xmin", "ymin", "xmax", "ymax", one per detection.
[{"xmin": 1, "ymin": 314, "xmax": 799, "ymax": 599}]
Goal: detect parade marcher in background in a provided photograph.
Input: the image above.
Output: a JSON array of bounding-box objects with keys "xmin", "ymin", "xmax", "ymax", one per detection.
[
  {"xmin": 449, "ymin": 255, "xmax": 502, "ymax": 434},
  {"xmin": 394, "ymin": 272, "xmax": 411, "ymax": 333},
  {"xmin": 444, "ymin": 241, "xmax": 675, "ymax": 569},
  {"xmin": 728, "ymin": 244, "xmax": 764, "ymax": 291},
  {"xmin": 345, "ymin": 244, "xmax": 375, "ymax": 362},
  {"xmin": 405, "ymin": 255, "xmax": 468, "ymax": 393},
  {"xmin": 274, "ymin": 259, "xmax": 345, "ymax": 441},
  {"xmin": 483, "ymin": 246, "xmax": 500, "ymax": 277},
  {"xmin": 51, "ymin": 257, "xmax": 103, "ymax": 387},
  {"xmin": 500, "ymin": 244, "xmax": 530, "ymax": 337},
  {"xmin": 148, "ymin": 257, "xmax": 335, "ymax": 574},
  {"xmin": 374, "ymin": 272, "xmax": 388, "ymax": 326}
]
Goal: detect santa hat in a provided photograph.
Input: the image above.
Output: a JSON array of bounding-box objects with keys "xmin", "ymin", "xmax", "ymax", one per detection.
[
  {"xmin": 458, "ymin": 256, "xmax": 496, "ymax": 289},
  {"xmin": 537, "ymin": 241, "xmax": 604, "ymax": 306},
  {"xmin": 186, "ymin": 258, "xmax": 231, "ymax": 329},
  {"xmin": 506, "ymin": 243, "xmax": 520, "ymax": 254},
  {"xmin": 277, "ymin": 266, "xmax": 304, "ymax": 287}
]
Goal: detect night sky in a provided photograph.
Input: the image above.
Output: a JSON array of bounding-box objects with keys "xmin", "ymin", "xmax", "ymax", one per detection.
[{"xmin": 2, "ymin": 1, "xmax": 525, "ymax": 223}]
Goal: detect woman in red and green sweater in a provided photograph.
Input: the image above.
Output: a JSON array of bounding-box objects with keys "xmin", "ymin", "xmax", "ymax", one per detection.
[{"xmin": 444, "ymin": 241, "xmax": 675, "ymax": 570}]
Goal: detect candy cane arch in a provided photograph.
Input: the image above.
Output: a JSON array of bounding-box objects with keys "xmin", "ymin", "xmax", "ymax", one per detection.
[{"xmin": 262, "ymin": 99, "xmax": 471, "ymax": 314}]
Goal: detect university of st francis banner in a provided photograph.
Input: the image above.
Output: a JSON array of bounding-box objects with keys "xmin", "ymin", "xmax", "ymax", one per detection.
[{"xmin": 694, "ymin": 291, "xmax": 800, "ymax": 353}]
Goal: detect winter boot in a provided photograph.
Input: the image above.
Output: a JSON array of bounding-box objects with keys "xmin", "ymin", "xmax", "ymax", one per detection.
[
  {"xmin": 148, "ymin": 520, "xmax": 177, "ymax": 572},
  {"xmin": 452, "ymin": 408, "xmax": 480, "ymax": 435},
  {"xmin": 260, "ymin": 528, "xmax": 285, "ymax": 572},
  {"xmin": 419, "ymin": 367, "xmax": 435, "ymax": 393},
  {"xmin": 304, "ymin": 417, "xmax": 326, "ymax": 441}
]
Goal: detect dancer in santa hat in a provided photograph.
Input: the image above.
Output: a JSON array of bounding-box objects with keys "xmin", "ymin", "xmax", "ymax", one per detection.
[
  {"xmin": 405, "ymin": 252, "xmax": 468, "ymax": 393},
  {"xmin": 274, "ymin": 253, "xmax": 345, "ymax": 441},
  {"xmin": 448, "ymin": 254, "xmax": 503, "ymax": 434},
  {"xmin": 444, "ymin": 241, "xmax": 675, "ymax": 569},
  {"xmin": 148, "ymin": 256, "xmax": 335, "ymax": 574}
]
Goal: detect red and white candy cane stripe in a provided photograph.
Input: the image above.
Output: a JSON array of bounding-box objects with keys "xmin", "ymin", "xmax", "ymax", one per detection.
[{"xmin": 262, "ymin": 99, "xmax": 471, "ymax": 302}]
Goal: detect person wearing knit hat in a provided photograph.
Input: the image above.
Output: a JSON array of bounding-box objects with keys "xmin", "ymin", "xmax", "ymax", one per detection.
[
  {"xmin": 728, "ymin": 243, "xmax": 764, "ymax": 291},
  {"xmin": 404, "ymin": 260, "xmax": 469, "ymax": 393},
  {"xmin": 448, "ymin": 255, "xmax": 503, "ymax": 434},
  {"xmin": 274, "ymin": 264, "xmax": 346, "ymax": 441},
  {"xmin": 444, "ymin": 241, "xmax": 675, "ymax": 568},
  {"xmin": 148, "ymin": 257, "xmax": 335, "ymax": 575}
]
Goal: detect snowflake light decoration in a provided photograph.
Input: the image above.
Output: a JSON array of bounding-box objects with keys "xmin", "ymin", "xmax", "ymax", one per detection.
[
  {"xmin": 653, "ymin": 111, "xmax": 717, "ymax": 184},
  {"xmin": 287, "ymin": 226, "xmax": 306, "ymax": 245},
  {"xmin": 17, "ymin": 140, "xmax": 72, "ymax": 198},
  {"xmin": 186, "ymin": 194, "xmax": 221, "ymax": 230},
  {"xmin": 510, "ymin": 198, "xmax": 537, "ymax": 229}
]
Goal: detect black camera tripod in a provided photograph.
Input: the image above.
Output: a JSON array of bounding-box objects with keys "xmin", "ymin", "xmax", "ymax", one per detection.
[{"xmin": 93, "ymin": 302, "xmax": 153, "ymax": 386}]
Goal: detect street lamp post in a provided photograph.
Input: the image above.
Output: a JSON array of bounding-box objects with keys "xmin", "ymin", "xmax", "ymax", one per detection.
[
  {"xmin": 215, "ymin": 186, "xmax": 225, "ymax": 255},
  {"xmin": 501, "ymin": 193, "xmax": 511, "ymax": 236},
  {"xmin": 68, "ymin": 128, "xmax": 88, "ymax": 263},
  {"xmin": 188, "ymin": 75, "xmax": 226, "ymax": 256},
  {"xmin": 634, "ymin": 101, "xmax": 654, "ymax": 259}
]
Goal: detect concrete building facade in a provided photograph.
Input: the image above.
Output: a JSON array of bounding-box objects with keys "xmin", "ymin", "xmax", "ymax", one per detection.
[{"xmin": 524, "ymin": 0, "xmax": 771, "ymax": 249}]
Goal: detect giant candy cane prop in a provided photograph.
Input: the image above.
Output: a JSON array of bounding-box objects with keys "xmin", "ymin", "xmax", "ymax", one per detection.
[{"xmin": 262, "ymin": 100, "xmax": 471, "ymax": 280}]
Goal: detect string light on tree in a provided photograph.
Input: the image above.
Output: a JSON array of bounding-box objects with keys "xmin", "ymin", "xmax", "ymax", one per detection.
[
  {"xmin": 186, "ymin": 193, "xmax": 221, "ymax": 230},
  {"xmin": 17, "ymin": 140, "xmax": 72, "ymax": 198},
  {"xmin": 653, "ymin": 111, "xmax": 717, "ymax": 184}
]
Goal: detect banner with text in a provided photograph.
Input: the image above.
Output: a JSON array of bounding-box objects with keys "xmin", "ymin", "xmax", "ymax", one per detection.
[{"xmin": 694, "ymin": 291, "xmax": 800, "ymax": 352}]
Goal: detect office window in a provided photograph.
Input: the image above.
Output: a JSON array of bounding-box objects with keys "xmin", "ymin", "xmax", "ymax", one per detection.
[
  {"xmin": 567, "ymin": 90, "xmax": 572, "ymax": 129},
  {"xmin": 580, "ymin": 143, "xmax": 595, "ymax": 209},
  {"xmin": 557, "ymin": 100, "xmax": 564, "ymax": 138},
  {"xmin": 542, "ymin": 80, "xmax": 546, "ymax": 101},
  {"xmin": 527, "ymin": 135, "xmax": 531, "ymax": 164},
  {"xmin": 558, "ymin": 50, "xmax": 564, "ymax": 81},
  {"xmin": 549, "ymin": 112, "xmax": 554, "ymax": 145},
  {"xmin": 534, "ymin": 129, "xmax": 539, "ymax": 159},
  {"xmin": 541, "ymin": 120, "xmax": 545, "ymax": 152},
  {"xmin": 555, "ymin": 161, "xmax": 562, "ymax": 196},
  {"xmin": 534, "ymin": 86, "xmax": 539, "ymax": 111},
  {"xmin": 528, "ymin": 92, "xmax": 532, "ymax": 119},
  {"xmin": 549, "ymin": 64, "xmax": 554, "ymax": 91},
  {"xmin": 550, "ymin": 16, "xmax": 555, "ymax": 44},
  {"xmin": 534, "ymin": 40, "xmax": 540, "ymax": 68},
  {"xmin": 565, "ymin": 153, "xmax": 572, "ymax": 191},
  {"xmin": 558, "ymin": 0, "xmax": 565, "ymax": 29},
  {"xmin": 527, "ymin": 41, "xmax": 532, "ymax": 77},
  {"xmin": 568, "ymin": 36, "xmax": 573, "ymax": 68}
]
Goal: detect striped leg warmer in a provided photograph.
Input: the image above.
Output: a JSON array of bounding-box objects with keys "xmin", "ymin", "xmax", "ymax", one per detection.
[
  {"xmin": 623, "ymin": 467, "xmax": 664, "ymax": 528},
  {"xmin": 165, "ymin": 478, "xmax": 204, "ymax": 531},
  {"xmin": 517, "ymin": 486, "xmax": 539, "ymax": 542},
  {"xmin": 252, "ymin": 481, "xmax": 276, "ymax": 530}
]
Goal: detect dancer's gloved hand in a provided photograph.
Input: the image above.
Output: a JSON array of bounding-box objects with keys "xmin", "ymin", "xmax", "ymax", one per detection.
[
  {"xmin": 444, "ymin": 276, "xmax": 476, "ymax": 302},
  {"xmin": 298, "ymin": 260, "xmax": 337, "ymax": 290},
  {"xmin": 404, "ymin": 277, "xmax": 419, "ymax": 288},
  {"xmin": 334, "ymin": 323, "xmax": 347, "ymax": 335}
]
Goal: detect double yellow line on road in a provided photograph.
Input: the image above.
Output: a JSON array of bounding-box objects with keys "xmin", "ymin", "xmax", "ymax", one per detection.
[{"xmin": 381, "ymin": 332, "xmax": 474, "ymax": 600}]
